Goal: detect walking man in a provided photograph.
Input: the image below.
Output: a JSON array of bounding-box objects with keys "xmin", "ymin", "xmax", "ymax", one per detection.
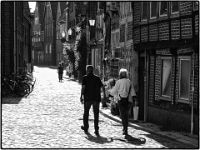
[
  {"xmin": 80, "ymin": 65, "xmax": 105, "ymax": 135},
  {"xmin": 57, "ymin": 63, "xmax": 63, "ymax": 82}
]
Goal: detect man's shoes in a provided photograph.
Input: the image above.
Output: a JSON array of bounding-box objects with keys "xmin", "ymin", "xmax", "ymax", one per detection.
[
  {"xmin": 81, "ymin": 126, "xmax": 88, "ymax": 134},
  {"xmin": 123, "ymin": 131, "xmax": 128, "ymax": 135},
  {"xmin": 94, "ymin": 131, "xmax": 99, "ymax": 136}
]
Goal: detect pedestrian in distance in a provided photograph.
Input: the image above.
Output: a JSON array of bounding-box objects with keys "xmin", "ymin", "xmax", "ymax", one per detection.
[
  {"xmin": 80, "ymin": 65, "xmax": 106, "ymax": 136},
  {"xmin": 57, "ymin": 63, "xmax": 63, "ymax": 82},
  {"xmin": 110, "ymin": 68, "xmax": 137, "ymax": 136}
]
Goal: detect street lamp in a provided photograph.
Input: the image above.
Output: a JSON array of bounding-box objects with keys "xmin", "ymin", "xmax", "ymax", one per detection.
[
  {"xmin": 61, "ymin": 31, "xmax": 66, "ymax": 43},
  {"xmin": 68, "ymin": 28, "xmax": 72, "ymax": 35},
  {"xmin": 89, "ymin": 19, "xmax": 95, "ymax": 26}
]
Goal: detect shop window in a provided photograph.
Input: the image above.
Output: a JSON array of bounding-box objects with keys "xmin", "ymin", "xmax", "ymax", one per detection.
[
  {"xmin": 150, "ymin": 2, "xmax": 157, "ymax": 19},
  {"xmin": 159, "ymin": 2, "xmax": 168, "ymax": 17},
  {"xmin": 171, "ymin": 2, "xmax": 179, "ymax": 14},
  {"xmin": 161, "ymin": 58, "xmax": 172, "ymax": 98},
  {"xmin": 179, "ymin": 57, "xmax": 191, "ymax": 101},
  {"xmin": 141, "ymin": 2, "xmax": 148, "ymax": 21},
  {"xmin": 193, "ymin": 1, "xmax": 199, "ymax": 10}
]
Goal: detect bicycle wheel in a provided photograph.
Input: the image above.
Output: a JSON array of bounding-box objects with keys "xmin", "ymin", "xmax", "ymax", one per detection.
[{"xmin": 14, "ymin": 83, "xmax": 27, "ymax": 97}]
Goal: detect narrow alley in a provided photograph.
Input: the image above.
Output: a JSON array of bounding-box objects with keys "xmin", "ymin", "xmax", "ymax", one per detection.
[{"xmin": 2, "ymin": 66, "xmax": 196, "ymax": 149}]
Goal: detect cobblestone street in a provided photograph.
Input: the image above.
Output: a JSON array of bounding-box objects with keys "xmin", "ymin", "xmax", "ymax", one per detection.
[{"xmin": 2, "ymin": 66, "xmax": 194, "ymax": 148}]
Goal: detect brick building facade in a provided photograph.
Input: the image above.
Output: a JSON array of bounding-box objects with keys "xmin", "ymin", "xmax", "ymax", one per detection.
[
  {"xmin": 133, "ymin": 2, "xmax": 199, "ymax": 134},
  {"xmin": 2, "ymin": 2, "xmax": 32, "ymax": 76}
]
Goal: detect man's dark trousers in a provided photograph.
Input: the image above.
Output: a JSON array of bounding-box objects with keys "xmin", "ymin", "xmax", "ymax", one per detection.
[
  {"xmin": 118, "ymin": 98, "xmax": 129, "ymax": 133},
  {"xmin": 83, "ymin": 101, "xmax": 100, "ymax": 132},
  {"xmin": 58, "ymin": 73, "xmax": 63, "ymax": 80}
]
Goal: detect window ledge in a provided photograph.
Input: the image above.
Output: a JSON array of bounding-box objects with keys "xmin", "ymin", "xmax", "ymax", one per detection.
[
  {"xmin": 149, "ymin": 18, "xmax": 157, "ymax": 23},
  {"xmin": 158, "ymin": 16, "xmax": 168, "ymax": 21},
  {"xmin": 140, "ymin": 20, "xmax": 148, "ymax": 25},
  {"xmin": 177, "ymin": 99, "xmax": 189, "ymax": 104},
  {"xmin": 170, "ymin": 13, "xmax": 180, "ymax": 19},
  {"xmin": 160, "ymin": 96, "xmax": 171, "ymax": 101}
]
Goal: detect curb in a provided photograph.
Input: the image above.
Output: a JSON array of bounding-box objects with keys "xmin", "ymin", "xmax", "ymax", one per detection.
[{"xmin": 99, "ymin": 108, "xmax": 198, "ymax": 148}]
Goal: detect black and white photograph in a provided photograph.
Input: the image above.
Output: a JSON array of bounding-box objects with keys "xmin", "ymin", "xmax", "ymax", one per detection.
[{"xmin": 1, "ymin": 1, "xmax": 199, "ymax": 149}]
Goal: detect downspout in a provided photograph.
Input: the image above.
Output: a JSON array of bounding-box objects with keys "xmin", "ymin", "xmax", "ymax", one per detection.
[
  {"xmin": 191, "ymin": 8, "xmax": 196, "ymax": 135},
  {"xmin": 14, "ymin": 2, "xmax": 16, "ymax": 76},
  {"xmin": 191, "ymin": 51, "xmax": 195, "ymax": 134}
]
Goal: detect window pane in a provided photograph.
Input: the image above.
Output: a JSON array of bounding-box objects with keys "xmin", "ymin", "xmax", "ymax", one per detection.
[
  {"xmin": 160, "ymin": 2, "xmax": 168, "ymax": 16},
  {"xmin": 151, "ymin": 2, "xmax": 157, "ymax": 18},
  {"xmin": 194, "ymin": 1, "xmax": 199, "ymax": 10},
  {"xmin": 162, "ymin": 59, "xmax": 172, "ymax": 97},
  {"xmin": 142, "ymin": 2, "xmax": 148, "ymax": 20},
  {"xmin": 171, "ymin": 2, "xmax": 179, "ymax": 13},
  {"xmin": 180, "ymin": 60, "xmax": 190, "ymax": 99}
]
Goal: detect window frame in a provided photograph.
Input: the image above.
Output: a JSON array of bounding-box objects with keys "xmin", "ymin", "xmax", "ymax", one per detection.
[
  {"xmin": 178, "ymin": 56, "xmax": 191, "ymax": 103},
  {"xmin": 150, "ymin": 2, "xmax": 157, "ymax": 19},
  {"xmin": 161, "ymin": 57, "xmax": 172, "ymax": 99},
  {"xmin": 49, "ymin": 44, "xmax": 52, "ymax": 54},
  {"xmin": 159, "ymin": 2, "xmax": 168, "ymax": 17},
  {"xmin": 141, "ymin": 2, "xmax": 148, "ymax": 21},
  {"xmin": 170, "ymin": 2, "xmax": 179, "ymax": 15},
  {"xmin": 193, "ymin": 1, "xmax": 199, "ymax": 11}
]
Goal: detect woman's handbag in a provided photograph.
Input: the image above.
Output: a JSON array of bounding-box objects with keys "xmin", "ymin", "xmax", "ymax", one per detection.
[{"xmin": 133, "ymin": 100, "xmax": 139, "ymax": 120}]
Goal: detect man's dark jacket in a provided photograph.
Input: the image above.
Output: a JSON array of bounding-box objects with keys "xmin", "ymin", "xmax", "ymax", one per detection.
[{"xmin": 82, "ymin": 73, "xmax": 103, "ymax": 102}]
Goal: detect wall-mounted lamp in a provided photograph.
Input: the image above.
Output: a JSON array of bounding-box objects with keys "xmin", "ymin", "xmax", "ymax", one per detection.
[
  {"xmin": 61, "ymin": 31, "xmax": 66, "ymax": 43},
  {"xmin": 89, "ymin": 19, "xmax": 95, "ymax": 26},
  {"xmin": 68, "ymin": 28, "xmax": 72, "ymax": 35}
]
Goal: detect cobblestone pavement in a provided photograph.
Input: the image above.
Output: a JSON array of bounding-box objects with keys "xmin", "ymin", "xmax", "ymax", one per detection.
[{"xmin": 2, "ymin": 66, "xmax": 193, "ymax": 149}]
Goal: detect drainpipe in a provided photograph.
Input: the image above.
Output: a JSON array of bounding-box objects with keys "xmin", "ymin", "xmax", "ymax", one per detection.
[
  {"xmin": 144, "ymin": 50, "xmax": 148, "ymax": 122},
  {"xmin": 14, "ymin": 2, "xmax": 16, "ymax": 76},
  {"xmin": 191, "ymin": 51, "xmax": 195, "ymax": 134}
]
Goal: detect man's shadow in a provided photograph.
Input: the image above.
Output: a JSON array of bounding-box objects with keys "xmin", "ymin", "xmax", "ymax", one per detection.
[
  {"xmin": 113, "ymin": 134, "xmax": 146, "ymax": 145},
  {"xmin": 84, "ymin": 132, "xmax": 146, "ymax": 146},
  {"xmin": 85, "ymin": 132, "xmax": 113, "ymax": 144}
]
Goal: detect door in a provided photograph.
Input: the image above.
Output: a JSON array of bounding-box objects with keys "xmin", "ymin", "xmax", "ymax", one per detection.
[{"xmin": 138, "ymin": 56, "xmax": 145, "ymax": 120}]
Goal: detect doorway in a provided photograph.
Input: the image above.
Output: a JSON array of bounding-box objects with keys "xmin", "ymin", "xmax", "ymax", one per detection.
[{"xmin": 138, "ymin": 56, "xmax": 145, "ymax": 120}]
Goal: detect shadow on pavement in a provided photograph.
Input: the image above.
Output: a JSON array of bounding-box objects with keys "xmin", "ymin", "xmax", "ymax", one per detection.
[
  {"xmin": 113, "ymin": 134, "xmax": 146, "ymax": 145},
  {"xmin": 85, "ymin": 132, "xmax": 113, "ymax": 144},
  {"xmin": 2, "ymin": 96, "xmax": 23, "ymax": 104},
  {"xmin": 35, "ymin": 65, "xmax": 58, "ymax": 69},
  {"xmin": 78, "ymin": 118, "xmax": 105, "ymax": 123}
]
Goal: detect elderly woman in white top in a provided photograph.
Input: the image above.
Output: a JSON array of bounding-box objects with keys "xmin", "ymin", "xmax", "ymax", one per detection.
[{"xmin": 110, "ymin": 68, "xmax": 137, "ymax": 135}]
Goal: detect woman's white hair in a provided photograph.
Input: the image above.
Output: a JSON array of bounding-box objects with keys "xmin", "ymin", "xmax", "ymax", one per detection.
[{"xmin": 119, "ymin": 68, "xmax": 128, "ymax": 79}]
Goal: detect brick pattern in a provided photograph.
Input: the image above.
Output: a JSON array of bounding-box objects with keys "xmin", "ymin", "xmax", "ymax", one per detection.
[
  {"xmin": 134, "ymin": 28, "xmax": 140, "ymax": 44},
  {"xmin": 2, "ymin": 2, "xmax": 14, "ymax": 74},
  {"xmin": 181, "ymin": 18, "xmax": 192, "ymax": 39},
  {"xmin": 127, "ymin": 21, "xmax": 133, "ymax": 41},
  {"xmin": 149, "ymin": 24, "xmax": 158, "ymax": 41},
  {"xmin": 177, "ymin": 46, "xmax": 193, "ymax": 54},
  {"xmin": 180, "ymin": 2, "xmax": 193, "ymax": 16},
  {"xmin": 195, "ymin": 15, "xmax": 199, "ymax": 35},
  {"xmin": 141, "ymin": 26, "xmax": 148, "ymax": 42},
  {"xmin": 149, "ymin": 56, "xmax": 155, "ymax": 103},
  {"xmin": 133, "ymin": 2, "xmax": 141, "ymax": 25},
  {"xmin": 159, "ymin": 22, "xmax": 169, "ymax": 41},
  {"xmin": 120, "ymin": 24, "xmax": 125, "ymax": 42},
  {"xmin": 155, "ymin": 56, "xmax": 161, "ymax": 101},
  {"xmin": 171, "ymin": 20, "xmax": 180, "ymax": 40},
  {"xmin": 156, "ymin": 48, "xmax": 170, "ymax": 55}
]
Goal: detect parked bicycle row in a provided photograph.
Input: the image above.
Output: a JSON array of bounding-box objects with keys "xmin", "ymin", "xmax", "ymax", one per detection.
[{"xmin": 2, "ymin": 72, "xmax": 36, "ymax": 98}]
